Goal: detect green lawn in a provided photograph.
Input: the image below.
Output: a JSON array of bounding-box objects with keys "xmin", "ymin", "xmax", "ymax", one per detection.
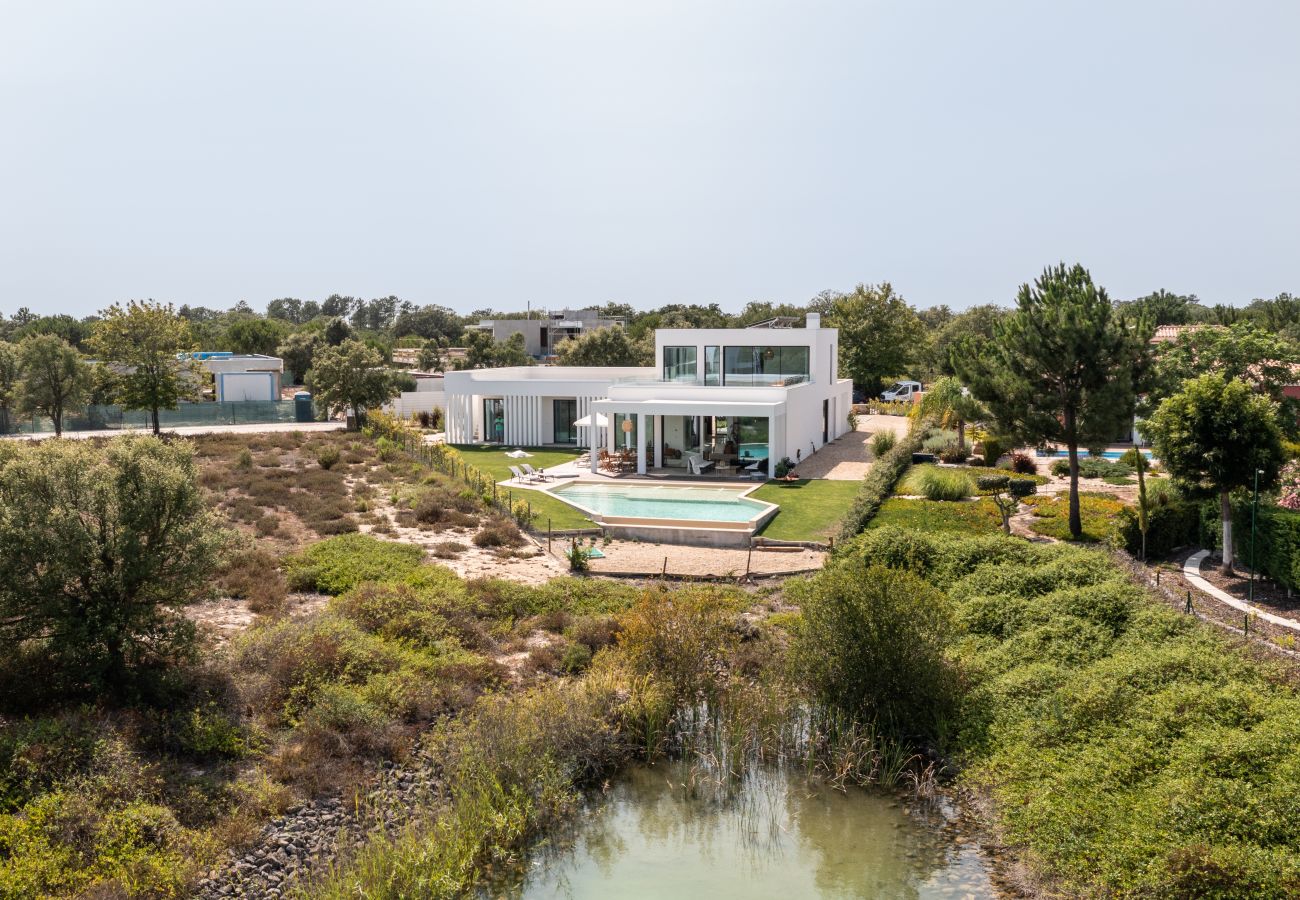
[
  {"xmin": 868, "ymin": 497, "xmax": 1005, "ymax": 535},
  {"xmin": 1023, "ymin": 492, "xmax": 1128, "ymax": 542},
  {"xmin": 752, "ymin": 479, "xmax": 861, "ymax": 542},
  {"xmin": 451, "ymin": 445, "xmax": 595, "ymax": 530}
]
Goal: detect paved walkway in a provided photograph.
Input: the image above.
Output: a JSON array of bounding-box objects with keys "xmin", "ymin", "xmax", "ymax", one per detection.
[
  {"xmin": 1183, "ymin": 550, "xmax": 1300, "ymax": 633},
  {"xmin": 5, "ymin": 421, "xmax": 346, "ymax": 441},
  {"xmin": 793, "ymin": 414, "xmax": 907, "ymax": 481}
]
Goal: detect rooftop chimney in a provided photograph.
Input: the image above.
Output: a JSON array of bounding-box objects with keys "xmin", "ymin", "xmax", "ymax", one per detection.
[{"xmin": 806, "ymin": 313, "xmax": 821, "ymax": 329}]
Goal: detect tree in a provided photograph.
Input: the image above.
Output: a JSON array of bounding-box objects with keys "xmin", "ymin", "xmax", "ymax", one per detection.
[
  {"xmin": 266, "ymin": 297, "xmax": 321, "ymax": 324},
  {"xmin": 977, "ymin": 474, "xmax": 1037, "ymax": 534},
  {"xmin": 278, "ymin": 330, "xmax": 322, "ymax": 384},
  {"xmin": 813, "ymin": 283, "xmax": 924, "ymax": 396},
  {"xmin": 1148, "ymin": 323, "xmax": 1300, "ymax": 433},
  {"xmin": 553, "ymin": 326, "xmax": 652, "ymax": 367},
  {"xmin": 17, "ymin": 334, "xmax": 90, "ymax": 437},
  {"xmin": 416, "ymin": 337, "xmax": 448, "ymax": 372},
  {"xmin": 0, "ymin": 436, "xmax": 232, "ymax": 698},
  {"xmin": 912, "ymin": 376, "xmax": 986, "ymax": 453},
  {"xmin": 393, "ymin": 304, "xmax": 464, "ymax": 343},
  {"xmin": 323, "ymin": 316, "xmax": 352, "ymax": 346},
  {"xmin": 455, "ymin": 331, "xmax": 532, "ymax": 369},
  {"xmin": 0, "ymin": 342, "xmax": 18, "ymax": 434},
  {"xmin": 1142, "ymin": 375, "xmax": 1284, "ymax": 574},
  {"xmin": 924, "ymin": 304, "xmax": 1008, "ymax": 379},
  {"xmin": 306, "ymin": 338, "xmax": 401, "ymax": 425},
  {"xmin": 225, "ymin": 316, "xmax": 288, "ymax": 356},
  {"xmin": 953, "ymin": 263, "xmax": 1147, "ymax": 540},
  {"xmin": 89, "ymin": 301, "xmax": 198, "ymax": 436},
  {"xmin": 1118, "ymin": 289, "xmax": 1205, "ymax": 326}
]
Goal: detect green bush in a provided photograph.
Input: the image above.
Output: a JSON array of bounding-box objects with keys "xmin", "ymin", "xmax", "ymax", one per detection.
[
  {"xmin": 316, "ymin": 444, "xmax": 341, "ymax": 470},
  {"xmin": 789, "ymin": 561, "xmax": 958, "ymax": 742},
  {"xmin": 1117, "ymin": 497, "xmax": 1202, "ymax": 558},
  {"xmin": 284, "ymin": 534, "xmax": 426, "ymax": 594},
  {"xmin": 914, "ymin": 467, "xmax": 972, "ymax": 501},
  {"xmin": 844, "ymin": 528, "xmax": 1300, "ymax": 897},
  {"xmin": 870, "ymin": 430, "xmax": 897, "ymax": 457},
  {"xmin": 1231, "ymin": 503, "xmax": 1300, "ymax": 591},
  {"xmin": 1051, "ymin": 455, "xmax": 1133, "ymax": 480},
  {"xmin": 1007, "ymin": 452, "xmax": 1037, "ymax": 475}
]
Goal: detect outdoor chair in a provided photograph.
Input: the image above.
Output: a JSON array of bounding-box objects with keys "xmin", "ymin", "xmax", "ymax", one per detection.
[
  {"xmin": 522, "ymin": 464, "xmax": 552, "ymax": 481},
  {"xmin": 508, "ymin": 465, "xmax": 533, "ymax": 483},
  {"xmin": 685, "ymin": 452, "xmax": 715, "ymax": 476}
]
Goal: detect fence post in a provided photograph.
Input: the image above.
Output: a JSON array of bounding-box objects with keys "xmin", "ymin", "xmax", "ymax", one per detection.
[
  {"xmin": 1156, "ymin": 569, "xmax": 1161, "ymax": 586},
  {"xmin": 662, "ymin": 556, "xmax": 668, "ymax": 577},
  {"xmin": 1186, "ymin": 590, "xmax": 1192, "ymax": 614},
  {"xmin": 548, "ymin": 517, "xmax": 552, "ymax": 551},
  {"xmin": 745, "ymin": 545, "xmax": 753, "ymax": 580},
  {"xmin": 527, "ymin": 500, "xmax": 532, "ymax": 527}
]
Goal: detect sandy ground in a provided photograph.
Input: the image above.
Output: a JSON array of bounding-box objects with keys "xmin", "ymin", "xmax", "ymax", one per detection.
[
  {"xmin": 360, "ymin": 487, "xmax": 568, "ymax": 585},
  {"xmin": 185, "ymin": 592, "xmax": 328, "ymax": 647},
  {"xmin": 7, "ymin": 421, "xmax": 346, "ymax": 442},
  {"xmin": 565, "ymin": 538, "xmax": 825, "ymax": 578}
]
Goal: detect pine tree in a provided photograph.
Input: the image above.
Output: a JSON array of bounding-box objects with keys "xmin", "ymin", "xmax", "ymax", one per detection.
[{"xmin": 952, "ymin": 263, "xmax": 1147, "ymax": 540}]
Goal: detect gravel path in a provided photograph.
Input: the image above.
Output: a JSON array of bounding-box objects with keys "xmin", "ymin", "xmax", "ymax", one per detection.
[{"xmin": 573, "ymin": 538, "xmax": 824, "ymax": 578}]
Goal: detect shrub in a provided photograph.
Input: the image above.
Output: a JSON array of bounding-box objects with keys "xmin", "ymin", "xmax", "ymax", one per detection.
[
  {"xmin": 431, "ymin": 541, "xmax": 469, "ymax": 559},
  {"xmin": 316, "ymin": 444, "xmax": 341, "ymax": 470},
  {"xmin": 565, "ymin": 540, "xmax": 592, "ymax": 573},
  {"xmin": 838, "ymin": 429, "xmax": 924, "ymax": 539},
  {"xmin": 773, "ymin": 456, "xmax": 795, "ymax": 478},
  {"xmin": 937, "ymin": 442, "xmax": 969, "ymax": 464},
  {"xmin": 1051, "ymin": 455, "xmax": 1133, "ymax": 480},
  {"xmin": 473, "ymin": 516, "xmax": 525, "ymax": 549},
  {"xmin": 559, "ymin": 641, "xmax": 593, "ymax": 674},
  {"xmin": 921, "ymin": 429, "xmax": 958, "ymax": 455},
  {"xmin": 1008, "ymin": 452, "xmax": 1037, "ymax": 475},
  {"xmin": 0, "ymin": 436, "xmax": 234, "ymax": 702},
  {"xmin": 789, "ymin": 562, "xmax": 958, "ymax": 742},
  {"xmin": 617, "ymin": 589, "xmax": 739, "ymax": 699},
  {"xmin": 976, "ymin": 474, "xmax": 1009, "ymax": 492},
  {"xmin": 284, "ymin": 534, "xmax": 425, "ymax": 594},
  {"xmin": 214, "ymin": 547, "xmax": 288, "ymax": 615},
  {"xmin": 870, "ymin": 430, "xmax": 897, "ymax": 457},
  {"xmin": 914, "ymin": 467, "xmax": 971, "ymax": 501}
]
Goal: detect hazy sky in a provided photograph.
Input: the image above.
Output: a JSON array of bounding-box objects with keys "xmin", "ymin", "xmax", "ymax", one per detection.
[{"xmin": 3, "ymin": 1, "xmax": 1298, "ymax": 319}]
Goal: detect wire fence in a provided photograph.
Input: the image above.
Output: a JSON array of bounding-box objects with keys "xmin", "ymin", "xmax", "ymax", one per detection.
[{"xmin": 3, "ymin": 400, "xmax": 313, "ymax": 434}]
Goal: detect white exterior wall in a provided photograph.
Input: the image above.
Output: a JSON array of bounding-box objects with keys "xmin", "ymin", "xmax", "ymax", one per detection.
[
  {"xmin": 385, "ymin": 390, "xmax": 446, "ymax": 419},
  {"xmin": 215, "ymin": 371, "xmax": 278, "ymax": 402},
  {"xmin": 442, "ymin": 366, "xmax": 651, "ymax": 444}
]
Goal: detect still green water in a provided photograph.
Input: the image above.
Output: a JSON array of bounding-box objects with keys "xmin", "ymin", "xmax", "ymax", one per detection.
[{"xmin": 495, "ymin": 761, "xmax": 998, "ymax": 899}]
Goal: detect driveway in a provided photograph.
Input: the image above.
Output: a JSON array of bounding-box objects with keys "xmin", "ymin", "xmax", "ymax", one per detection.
[{"xmin": 795, "ymin": 414, "xmax": 909, "ymax": 480}]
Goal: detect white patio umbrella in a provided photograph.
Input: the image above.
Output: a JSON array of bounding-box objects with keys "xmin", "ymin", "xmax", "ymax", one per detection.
[
  {"xmin": 505, "ymin": 449, "xmax": 532, "ymax": 458},
  {"xmin": 572, "ymin": 412, "xmax": 610, "ymax": 428}
]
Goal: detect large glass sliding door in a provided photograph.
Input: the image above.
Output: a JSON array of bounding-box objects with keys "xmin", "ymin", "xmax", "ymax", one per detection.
[
  {"xmin": 483, "ymin": 398, "xmax": 504, "ymax": 443},
  {"xmin": 553, "ymin": 398, "xmax": 577, "ymax": 444}
]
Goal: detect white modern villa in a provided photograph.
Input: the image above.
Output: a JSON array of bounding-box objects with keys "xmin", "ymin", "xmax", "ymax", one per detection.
[{"xmin": 443, "ymin": 315, "xmax": 852, "ymax": 478}]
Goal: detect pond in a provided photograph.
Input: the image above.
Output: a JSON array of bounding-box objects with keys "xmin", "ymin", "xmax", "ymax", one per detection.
[{"xmin": 492, "ymin": 760, "xmax": 1000, "ymax": 899}]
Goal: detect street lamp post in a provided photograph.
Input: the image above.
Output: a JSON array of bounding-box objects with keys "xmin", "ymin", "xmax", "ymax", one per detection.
[{"xmin": 1250, "ymin": 468, "xmax": 1263, "ymax": 605}]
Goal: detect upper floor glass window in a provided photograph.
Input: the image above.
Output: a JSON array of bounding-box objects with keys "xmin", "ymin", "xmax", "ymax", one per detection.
[
  {"xmin": 704, "ymin": 346, "xmax": 720, "ymax": 386},
  {"xmin": 662, "ymin": 346, "xmax": 698, "ymax": 382},
  {"xmin": 722, "ymin": 346, "xmax": 810, "ymax": 386}
]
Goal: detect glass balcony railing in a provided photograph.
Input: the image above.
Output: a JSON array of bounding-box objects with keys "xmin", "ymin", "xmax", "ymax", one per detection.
[{"xmin": 615, "ymin": 374, "xmax": 811, "ymax": 388}]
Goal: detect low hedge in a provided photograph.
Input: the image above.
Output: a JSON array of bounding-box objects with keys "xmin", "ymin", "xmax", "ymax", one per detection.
[
  {"xmin": 1115, "ymin": 497, "xmax": 1203, "ymax": 558},
  {"xmin": 836, "ymin": 429, "xmax": 924, "ymax": 540},
  {"xmin": 1230, "ymin": 503, "xmax": 1300, "ymax": 591},
  {"xmin": 285, "ymin": 533, "xmax": 426, "ymax": 594}
]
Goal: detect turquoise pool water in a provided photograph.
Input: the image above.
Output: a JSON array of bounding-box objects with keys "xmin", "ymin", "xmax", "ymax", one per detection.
[
  {"xmin": 1045, "ymin": 449, "xmax": 1153, "ymax": 460},
  {"xmin": 738, "ymin": 443, "xmax": 769, "ymax": 461},
  {"xmin": 552, "ymin": 483, "xmax": 768, "ymax": 523}
]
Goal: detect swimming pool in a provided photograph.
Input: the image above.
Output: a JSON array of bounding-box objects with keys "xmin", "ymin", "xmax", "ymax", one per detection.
[
  {"xmin": 552, "ymin": 483, "xmax": 770, "ymax": 524},
  {"xmin": 737, "ymin": 443, "xmax": 769, "ymax": 461},
  {"xmin": 1044, "ymin": 449, "xmax": 1154, "ymax": 460}
]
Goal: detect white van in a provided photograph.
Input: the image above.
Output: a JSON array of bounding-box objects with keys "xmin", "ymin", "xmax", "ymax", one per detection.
[{"xmin": 880, "ymin": 380, "xmax": 922, "ymax": 402}]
